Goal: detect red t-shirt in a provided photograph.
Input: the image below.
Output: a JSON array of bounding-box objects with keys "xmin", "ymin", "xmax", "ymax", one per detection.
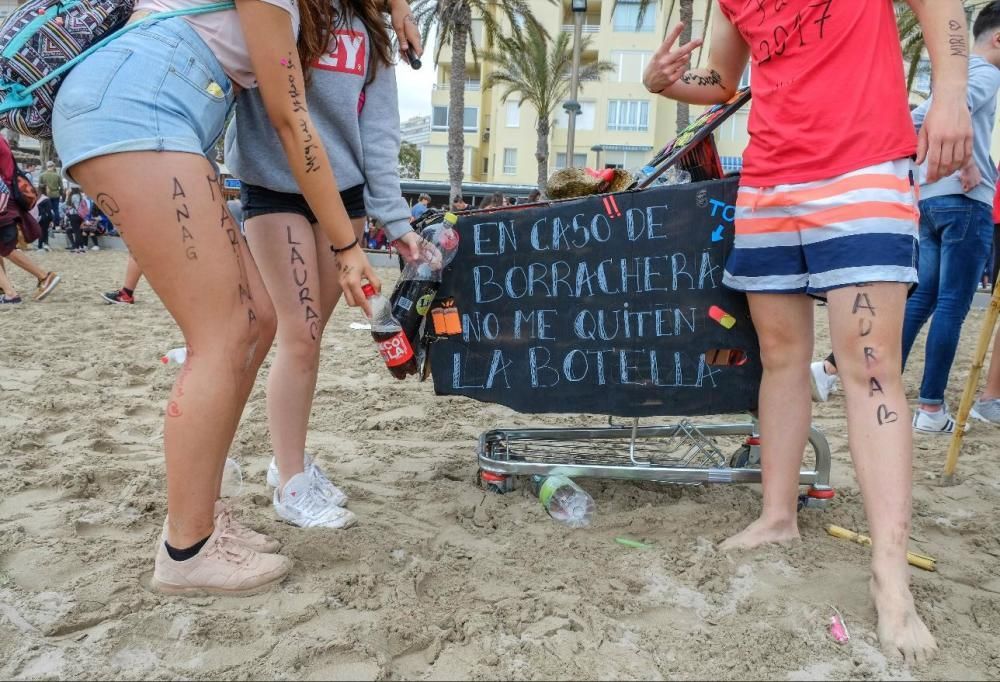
[
  {"xmin": 992, "ymin": 163, "xmax": 1000, "ymax": 224},
  {"xmin": 718, "ymin": 0, "xmax": 917, "ymax": 187}
]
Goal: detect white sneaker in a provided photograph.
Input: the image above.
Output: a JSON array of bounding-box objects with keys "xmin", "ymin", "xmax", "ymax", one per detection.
[
  {"xmin": 267, "ymin": 454, "xmax": 348, "ymax": 508},
  {"xmin": 912, "ymin": 407, "xmax": 963, "ymax": 434},
  {"xmin": 274, "ymin": 473, "xmax": 357, "ymax": 529},
  {"xmin": 809, "ymin": 361, "xmax": 838, "ymax": 402},
  {"xmin": 90, "ymin": 245, "xmax": 100, "ymax": 251}
]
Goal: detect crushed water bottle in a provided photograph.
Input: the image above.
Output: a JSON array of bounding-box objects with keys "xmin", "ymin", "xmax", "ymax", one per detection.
[
  {"xmin": 532, "ymin": 475, "xmax": 595, "ymax": 528},
  {"xmin": 656, "ymin": 167, "xmax": 692, "ymax": 185},
  {"xmin": 220, "ymin": 458, "xmax": 243, "ymax": 497},
  {"xmin": 161, "ymin": 347, "xmax": 187, "ymax": 364}
]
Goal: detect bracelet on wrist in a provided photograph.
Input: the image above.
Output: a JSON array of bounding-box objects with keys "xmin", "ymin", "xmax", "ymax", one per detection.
[{"xmin": 330, "ymin": 238, "xmax": 359, "ymax": 254}]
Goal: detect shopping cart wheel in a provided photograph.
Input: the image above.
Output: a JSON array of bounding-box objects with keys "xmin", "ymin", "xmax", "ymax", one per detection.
[
  {"xmin": 477, "ymin": 470, "xmax": 515, "ymax": 495},
  {"xmin": 798, "ymin": 486, "xmax": 835, "ymax": 511},
  {"xmin": 729, "ymin": 435, "xmax": 761, "ymax": 468}
]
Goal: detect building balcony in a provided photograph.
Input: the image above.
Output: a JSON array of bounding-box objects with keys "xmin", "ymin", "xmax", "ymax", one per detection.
[
  {"xmin": 433, "ymin": 81, "xmax": 482, "ymax": 92},
  {"xmin": 560, "ymin": 23, "xmax": 601, "ymax": 33}
]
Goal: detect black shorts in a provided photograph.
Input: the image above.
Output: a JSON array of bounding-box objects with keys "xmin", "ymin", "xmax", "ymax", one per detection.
[
  {"xmin": 0, "ymin": 222, "xmax": 17, "ymax": 257},
  {"xmin": 241, "ymin": 182, "xmax": 366, "ymax": 223}
]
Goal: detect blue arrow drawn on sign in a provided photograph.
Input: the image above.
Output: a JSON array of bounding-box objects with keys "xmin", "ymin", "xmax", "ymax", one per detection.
[{"xmin": 711, "ymin": 225, "xmax": 725, "ymax": 242}]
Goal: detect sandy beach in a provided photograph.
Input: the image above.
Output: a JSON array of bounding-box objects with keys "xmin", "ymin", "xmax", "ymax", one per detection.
[{"xmin": 2, "ymin": 249, "xmax": 999, "ymax": 680}]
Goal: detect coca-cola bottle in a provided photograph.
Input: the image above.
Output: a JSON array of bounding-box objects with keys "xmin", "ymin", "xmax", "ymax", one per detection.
[
  {"xmin": 390, "ymin": 212, "xmax": 460, "ymax": 347},
  {"xmin": 364, "ymin": 283, "xmax": 417, "ymax": 380}
]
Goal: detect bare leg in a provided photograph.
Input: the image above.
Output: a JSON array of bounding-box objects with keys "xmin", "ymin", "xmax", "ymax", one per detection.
[
  {"xmin": 245, "ymin": 214, "xmax": 362, "ymax": 487},
  {"xmin": 981, "ymin": 328, "xmax": 1000, "ymax": 400},
  {"xmin": 6, "ymin": 249, "xmax": 47, "ymax": 281},
  {"xmin": 720, "ymin": 293, "xmax": 814, "ymax": 549},
  {"xmin": 0, "ymin": 258, "xmax": 17, "ymax": 297},
  {"xmin": 72, "ymin": 152, "xmax": 276, "ymax": 549},
  {"xmin": 122, "ymin": 254, "xmax": 143, "ymax": 291},
  {"xmin": 827, "ymin": 283, "xmax": 936, "ymax": 663}
]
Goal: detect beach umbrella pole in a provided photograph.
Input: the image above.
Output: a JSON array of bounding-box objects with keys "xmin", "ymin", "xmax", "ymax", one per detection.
[{"xmin": 943, "ymin": 284, "xmax": 1000, "ymax": 483}]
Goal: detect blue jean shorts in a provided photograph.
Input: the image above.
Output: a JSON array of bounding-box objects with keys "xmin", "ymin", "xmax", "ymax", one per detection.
[{"xmin": 52, "ymin": 17, "xmax": 235, "ymax": 177}]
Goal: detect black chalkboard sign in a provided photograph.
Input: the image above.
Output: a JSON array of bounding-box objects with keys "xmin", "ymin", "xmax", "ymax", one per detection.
[{"xmin": 428, "ymin": 177, "xmax": 761, "ymax": 418}]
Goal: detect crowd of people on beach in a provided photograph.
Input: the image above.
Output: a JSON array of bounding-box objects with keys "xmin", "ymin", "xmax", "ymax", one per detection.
[{"xmin": 5, "ymin": 0, "xmax": 1000, "ymax": 666}]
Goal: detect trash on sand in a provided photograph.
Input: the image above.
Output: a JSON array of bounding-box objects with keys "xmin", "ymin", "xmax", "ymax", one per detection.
[
  {"xmin": 349, "ymin": 322, "xmax": 372, "ymax": 331},
  {"xmin": 828, "ymin": 606, "xmax": 850, "ymax": 645},
  {"xmin": 615, "ymin": 537, "xmax": 653, "ymax": 549}
]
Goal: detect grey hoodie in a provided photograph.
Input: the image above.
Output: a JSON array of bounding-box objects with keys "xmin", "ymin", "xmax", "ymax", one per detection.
[{"xmin": 224, "ymin": 5, "xmax": 412, "ymax": 241}]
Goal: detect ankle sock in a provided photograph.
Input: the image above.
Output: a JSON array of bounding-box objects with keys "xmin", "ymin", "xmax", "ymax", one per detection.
[
  {"xmin": 164, "ymin": 535, "xmax": 211, "ymax": 561},
  {"xmin": 122, "ymin": 287, "xmax": 134, "ymax": 297}
]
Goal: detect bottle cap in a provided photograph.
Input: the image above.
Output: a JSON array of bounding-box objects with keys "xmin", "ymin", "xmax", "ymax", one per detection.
[
  {"xmin": 444, "ymin": 212, "xmax": 458, "ymax": 225},
  {"xmin": 362, "ymin": 283, "xmax": 376, "ymax": 298}
]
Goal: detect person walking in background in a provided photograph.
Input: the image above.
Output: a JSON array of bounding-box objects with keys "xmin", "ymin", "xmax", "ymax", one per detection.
[
  {"xmin": 226, "ymin": 0, "xmax": 426, "ymax": 530},
  {"xmin": 102, "ymin": 254, "xmax": 143, "ymax": 305},
  {"xmin": 410, "ymin": 192, "xmax": 431, "ymax": 223},
  {"xmin": 64, "ymin": 189, "xmax": 88, "ymax": 253},
  {"xmin": 38, "ymin": 161, "xmax": 62, "ymax": 225},
  {"xmin": 645, "ymin": 0, "xmax": 973, "ymax": 662},
  {"xmin": 0, "ymin": 136, "xmax": 60, "ymax": 304},
  {"xmin": 450, "ymin": 194, "xmax": 468, "ymax": 212},
  {"xmin": 36, "ymin": 194, "xmax": 53, "ymax": 251}
]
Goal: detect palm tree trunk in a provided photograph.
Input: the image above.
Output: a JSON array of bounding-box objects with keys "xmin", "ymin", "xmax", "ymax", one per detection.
[
  {"xmin": 535, "ymin": 116, "xmax": 550, "ymax": 191},
  {"xmin": 447, "ymin": 2, "xmax": 471, "ymax": 205},
  {"xmin": 675, "ymin": 0, "xmax": 694, "ymax": 134}
]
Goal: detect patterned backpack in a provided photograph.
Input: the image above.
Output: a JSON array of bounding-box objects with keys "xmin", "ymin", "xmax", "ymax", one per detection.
[{"xmin": 0, "ymin": 0, "xmax": 232, "ymax": 140}]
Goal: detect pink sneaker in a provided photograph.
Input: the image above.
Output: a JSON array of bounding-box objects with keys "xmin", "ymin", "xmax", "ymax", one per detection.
[
  {"xmin": 151, "ymin": 525, "xmax": 291, "ymax": 596},
  {"xmin": 162, "ymin": 502, "xmax": 281, "ymax": 554},
  {"xmin": 214, "ymin": 500, "xmax": 281, "ymax": 554}
]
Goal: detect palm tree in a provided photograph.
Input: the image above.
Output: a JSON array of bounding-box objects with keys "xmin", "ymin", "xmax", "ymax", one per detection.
[
  {"xmin": 411, "ymin": 0, "xmax": 540, "ymax": 203},
  {"xmin": 675, "ymin": 0, "xmax": 694, "ymax": 133},
  {"xmin": 482, "ymin": 23, "xmax": 614, "ymax": 189}
]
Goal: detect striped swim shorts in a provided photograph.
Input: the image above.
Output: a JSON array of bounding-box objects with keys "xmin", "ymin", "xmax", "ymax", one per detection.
[{"xmin": 723, "ymin": 158, "xmax": 919, "ymax": 295}]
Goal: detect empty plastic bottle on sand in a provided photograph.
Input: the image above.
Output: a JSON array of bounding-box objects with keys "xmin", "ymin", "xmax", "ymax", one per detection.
[
  {"xmin": 532, "ymin": 475, "xmax": 595, "ymax": 528},
  {"xmin": 220, "ymin": 458, "xmax": 243, "ymax": 497},
  {"xmin": 161, "ymin": 347, "xmax": 187, "ymax": 364}
]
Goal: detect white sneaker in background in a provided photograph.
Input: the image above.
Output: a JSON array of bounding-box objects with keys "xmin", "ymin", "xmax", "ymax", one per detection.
[
  {"xmin": 267, "ymin": 454, "xmax": 348, "ymax": 508},
  {"xmin": 274, "ymin": 473, "xmax": 357, "ymax": 530},
  {"xmin": 912, "ymin": 407, "xmax": 963, "ymax": 434},
  {"xmin": 90, "ymin": 245, "xmax": 100, "ymax": 251},
  {"xmin": 810, "ymin": 361, "xmax": 839, "ymax": 402},
  {"xmin": 971, "ymin": 398, "xmax": 1000, "ymax": 425}
]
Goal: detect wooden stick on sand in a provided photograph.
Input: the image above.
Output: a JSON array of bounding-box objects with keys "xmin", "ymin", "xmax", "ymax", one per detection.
[
  {"xmin": 943, "ymin": 285, "xmax": 1000, "ymax": 484},
  {"xmin": 826, "ymin": 525, "xmax": 936, "ymax": 572}
]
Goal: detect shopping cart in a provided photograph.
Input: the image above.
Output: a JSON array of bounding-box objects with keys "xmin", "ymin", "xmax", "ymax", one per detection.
[{"xmin": 423, "ymin": 88, "xmax": 835, "ymax": 509}]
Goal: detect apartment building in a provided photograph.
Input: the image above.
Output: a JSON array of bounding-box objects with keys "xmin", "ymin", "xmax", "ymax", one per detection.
[{"xmin": 418, "ymin": 0, "xmax": 750, "ymax": 185}]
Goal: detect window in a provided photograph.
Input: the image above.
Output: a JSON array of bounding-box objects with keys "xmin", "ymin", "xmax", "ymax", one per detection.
[
  {"xmin": 607, "ymin": 100, "xmax": 649, "ymax": 132},
  {"xmin": 610, "ymin": 51, "xmax": 652, "ymax": 83},
  {"xmin": 431, "ymin": 106, "xmax": 479, "ymax": 132},
  {"xmin": 483, "ymin": 158, "xmax": 489, "ymax": 174},
  {"xmin": 613, "ymin": 1, "xmax": 654, "ymax": 32},
  {"xmin": 555, "ymin": 101, "xmax": 596, "ymax": 130},
  {"xmin": 505, "ymin": 100, "xmax": 520, "ymax": 128},
  {"xmin": 503, "ymin": 148, "xmax": 517, "ymax": 175},
  {"xmin": 554, "ymin": 153, "xmax": 588, "ymax": 169}
]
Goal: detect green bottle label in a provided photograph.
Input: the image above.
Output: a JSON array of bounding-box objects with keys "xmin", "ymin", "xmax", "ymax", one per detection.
[{"xmin": 538, "ymin": 476, "xmax": 567, "ymax": 509}]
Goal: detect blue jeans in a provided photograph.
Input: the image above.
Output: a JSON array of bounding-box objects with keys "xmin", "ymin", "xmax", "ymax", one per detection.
[{"xmin": 902, "ymin": 194, "xmax": 993, "ymax": 404}]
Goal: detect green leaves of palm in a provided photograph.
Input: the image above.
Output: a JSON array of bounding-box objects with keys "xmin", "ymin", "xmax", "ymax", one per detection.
[
  {"xmin": 481, "ymin": 23, "xmax": 614, "ymax": 124},
  {"xmin": 410, "ymin": 0, "xmax": 539, "ymax": 65}
]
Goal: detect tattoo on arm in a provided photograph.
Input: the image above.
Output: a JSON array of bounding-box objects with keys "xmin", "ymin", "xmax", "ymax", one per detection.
[
  {"xmin": 948, "ymin": 19, "xmax": 968, "ymax": 57},
  {"xmin": 680, "ymin": 69, "xmax": 725, "ymax": 89}
]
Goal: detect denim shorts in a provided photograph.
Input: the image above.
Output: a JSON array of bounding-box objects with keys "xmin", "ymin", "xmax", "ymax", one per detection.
[
  {"xmin": 241, "ymin": 182, "xmax": 366, "ymax": 223},
  {"xmin": 724, "ymin": 158, "xmax": 920, "ymax": 295},
  {"xmin": 52, "ymin": 17, "xmax": 235, "ymax": 177}
]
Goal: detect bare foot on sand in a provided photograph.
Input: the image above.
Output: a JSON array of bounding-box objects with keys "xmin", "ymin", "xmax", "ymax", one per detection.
[
  {"xmin": 870, "ymin": 577, "xmax": 937, "ymax": 665},
  {"xmin": 719, "ymin": 516, "xmax": 800, "ymax": 551}
]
